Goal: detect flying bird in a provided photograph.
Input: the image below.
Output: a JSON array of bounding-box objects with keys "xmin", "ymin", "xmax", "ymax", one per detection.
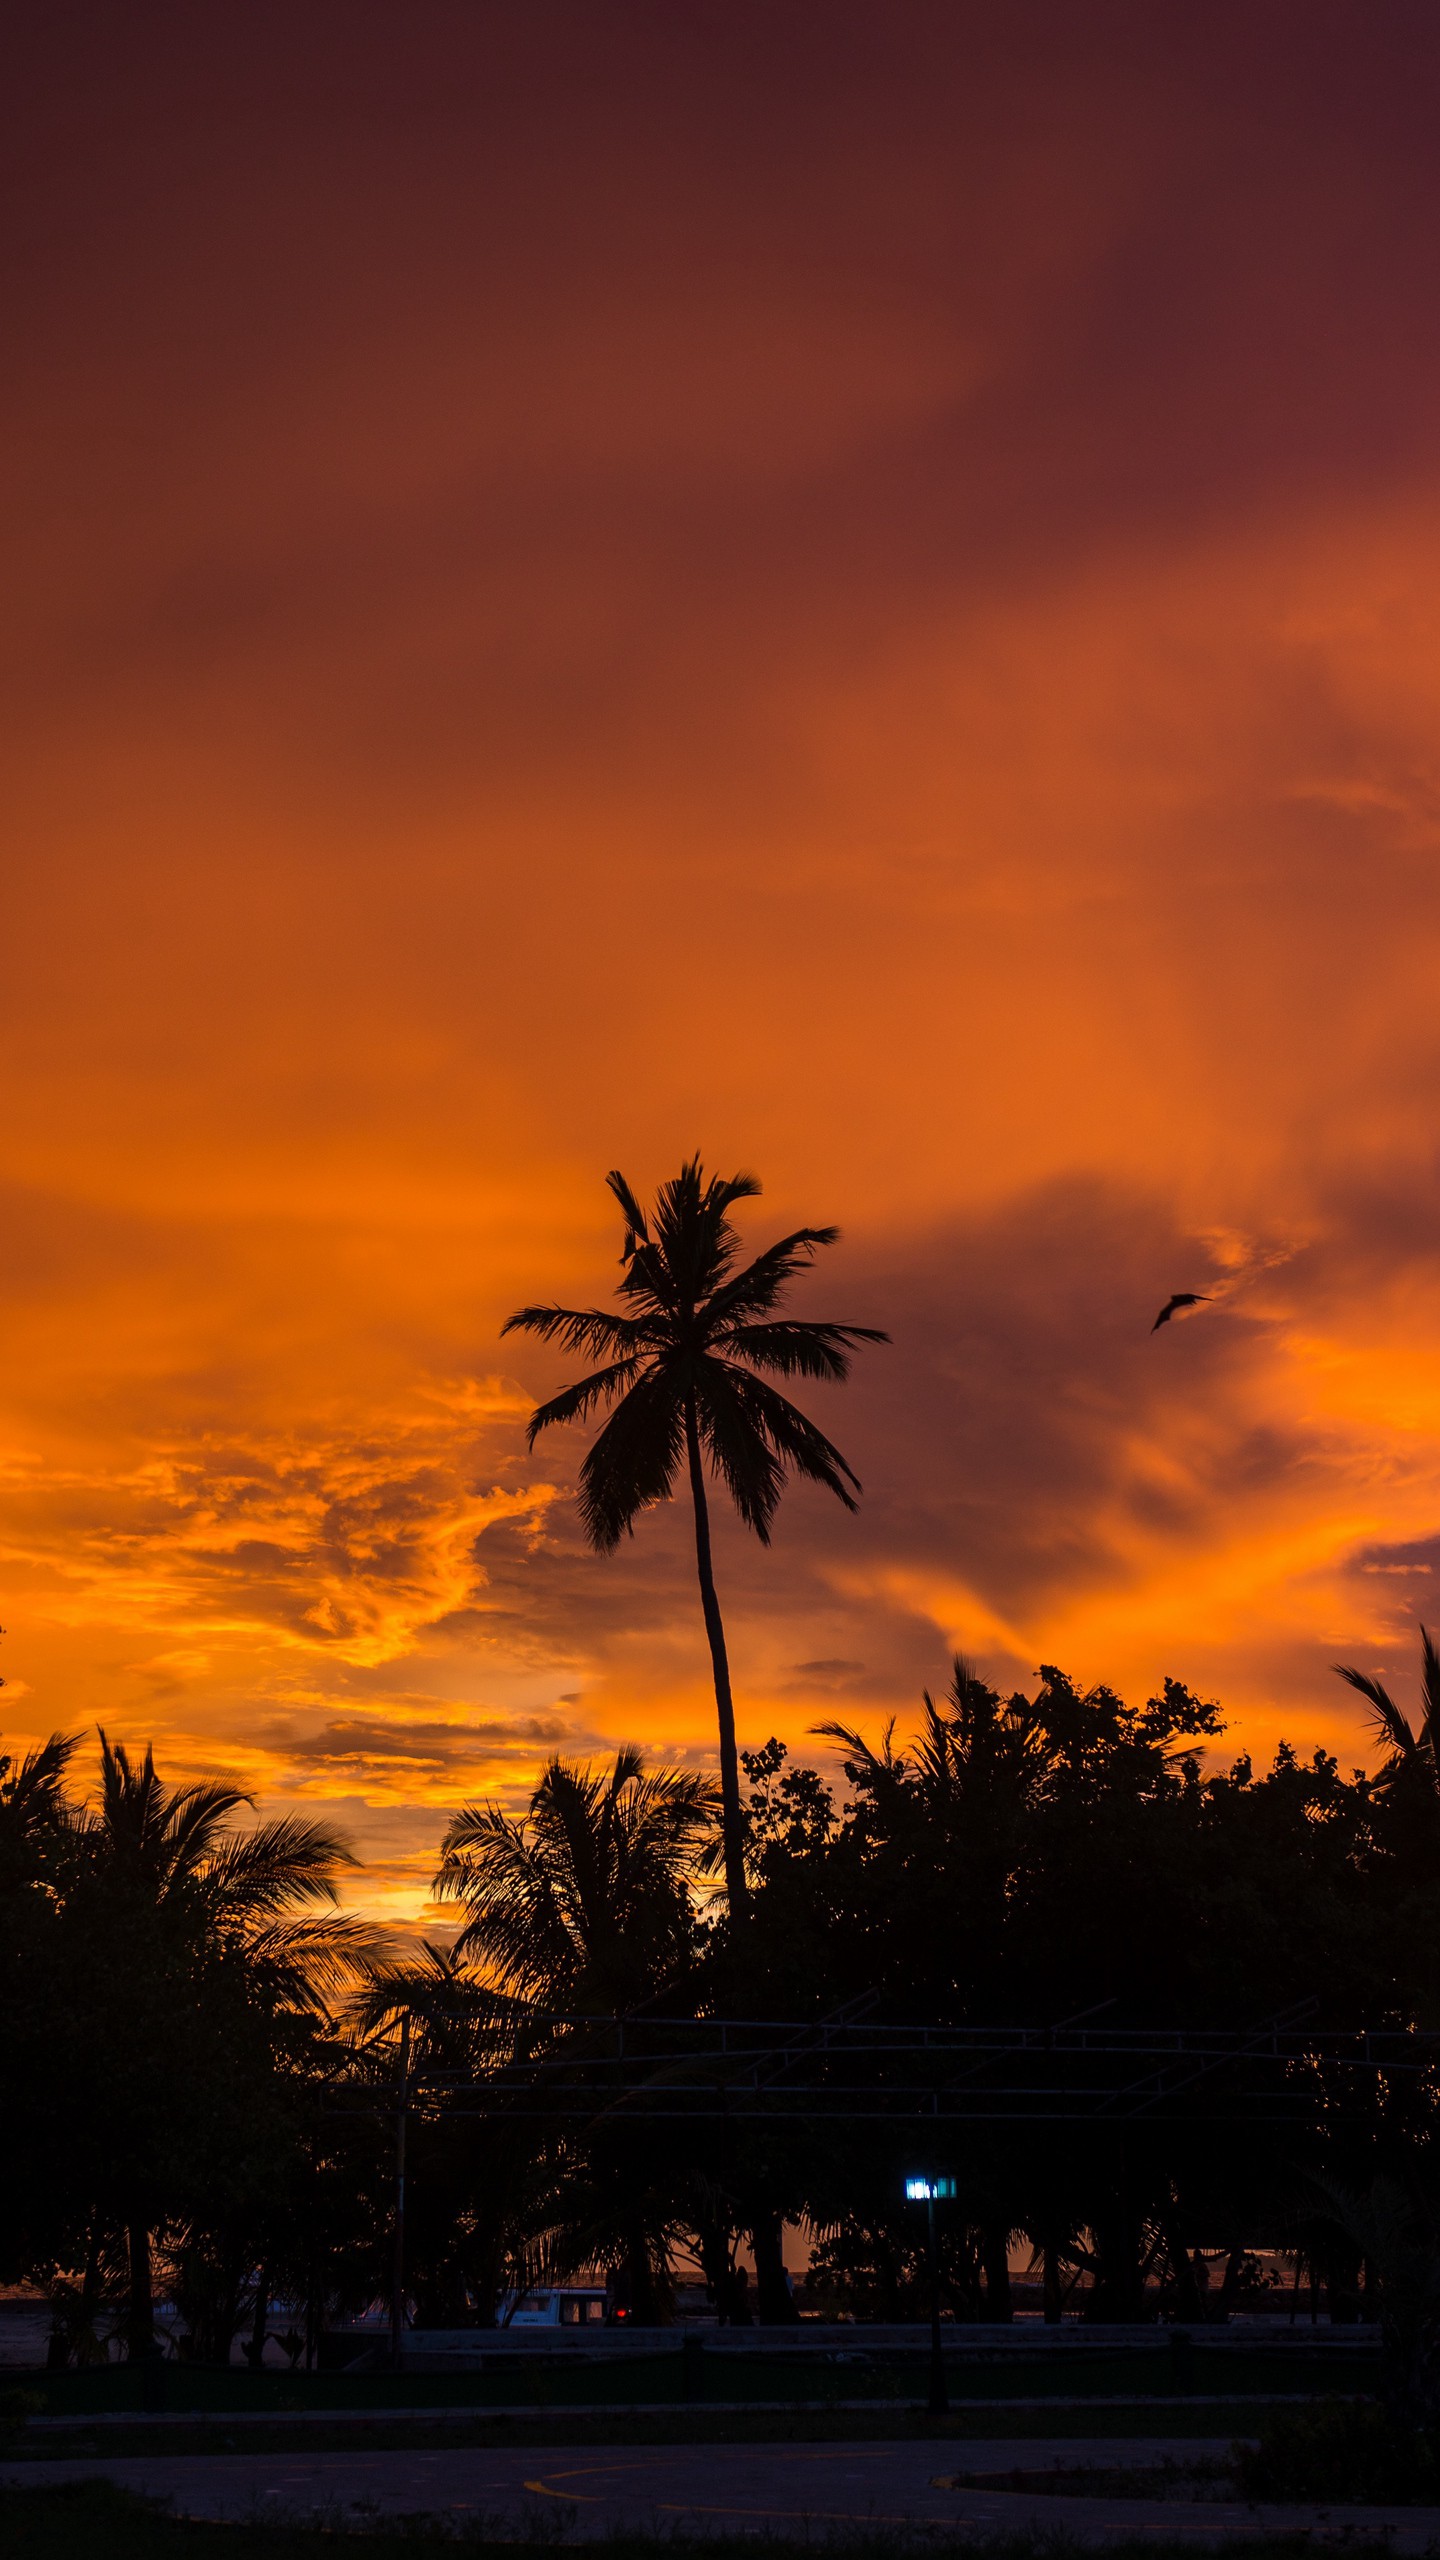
[{"xmin": 1151, "ymin": 1292, "xmax": 1211, "ymax": 1333}]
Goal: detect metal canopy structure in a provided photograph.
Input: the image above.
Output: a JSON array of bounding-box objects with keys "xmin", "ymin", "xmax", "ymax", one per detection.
[{"xmin": 333, "ymin": 2010, "xmax": 1440, "ymax": 2128}]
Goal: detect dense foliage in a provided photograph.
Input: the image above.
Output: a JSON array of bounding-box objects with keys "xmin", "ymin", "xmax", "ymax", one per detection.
[{"xmin": 4, "ymin": 1644, "xmax": 1440, "ymax": 2369}]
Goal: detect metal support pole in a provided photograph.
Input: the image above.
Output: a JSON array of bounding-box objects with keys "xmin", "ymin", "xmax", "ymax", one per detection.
[
  {"xmin": 391, "ymin": 2013, "xmax": 411, "ymax": 2372},
  {"xmin": 927, "ymin": 2185, "xmax": 947, "ymax": 2415}
]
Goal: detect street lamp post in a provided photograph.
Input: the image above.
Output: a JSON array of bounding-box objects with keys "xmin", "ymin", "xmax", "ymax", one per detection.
[{"xmin": 905, "ymin": 2176, "xmax": 955, "ymax": 2416}]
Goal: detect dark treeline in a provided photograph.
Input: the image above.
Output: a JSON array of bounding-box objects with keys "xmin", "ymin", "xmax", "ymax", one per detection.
[{"xmin": 3, "ymin": 1645, "xmax": 1440, "ymax": 2366}]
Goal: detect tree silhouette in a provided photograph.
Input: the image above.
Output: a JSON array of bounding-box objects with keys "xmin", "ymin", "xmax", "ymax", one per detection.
[
  {"xmin": 438, "ymin": 1747, "xmax": 720, "ymax": 2325},
  {"xmin": 1335, "ymin": 1626, "xmax": 1440, "ymax": 1803},
  {"xmin": 503, "ymin": 1160, "xmax": 887, "ymax": 1912},
  {"xmin": 0, "ymin": 1729, "xmax": 77, "ymax": 1892},
  {"xmin": 88, "ymin": 1733, "xmax": 374, "ymax": 2006},
  {"xmin": 437, "ymin": 1747, "xmax": 718, "ymax": 2010},
  {"xmin": 78, "ymin": 1735, "xmax": 369, "ymax": 2359}
]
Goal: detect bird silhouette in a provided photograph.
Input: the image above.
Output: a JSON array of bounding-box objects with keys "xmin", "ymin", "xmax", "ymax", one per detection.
[{"xmin": 1151, "ymin": 1292, "xmax": 1211, "ymax": 1332}]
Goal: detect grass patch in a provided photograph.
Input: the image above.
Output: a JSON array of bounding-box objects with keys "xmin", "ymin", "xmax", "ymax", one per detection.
[
  {"xmin": 6, "ymin": 2398, "xmax": 1270, "ymax": 2461},
  {"xmin": 1236, "ymin": 2397, "xmax": 1440, "ymax": 2503},
  {"xmin": 12, "ymin": 2343, "xmax": 1382, "ymax": 2425},
  {"xmin": 3, "ymin": 2485, "xmax": 425, "ymax": 2558}
]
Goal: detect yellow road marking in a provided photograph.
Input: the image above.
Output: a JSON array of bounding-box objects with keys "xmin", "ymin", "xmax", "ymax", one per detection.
[{"xmin": 519, "ymin": 2458, "xmax": 1379, "ymax": 2538}]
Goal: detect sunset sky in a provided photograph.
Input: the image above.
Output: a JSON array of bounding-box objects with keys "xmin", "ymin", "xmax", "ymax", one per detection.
[{"xmin": 8, "ymin": 3, "xmax": 1440, "ymax": 1922}]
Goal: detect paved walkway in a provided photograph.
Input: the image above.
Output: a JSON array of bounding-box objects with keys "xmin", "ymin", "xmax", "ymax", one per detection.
[{"xmin": 10, "ymin": 2433, "xmax": 1440, "ymax": 2541}]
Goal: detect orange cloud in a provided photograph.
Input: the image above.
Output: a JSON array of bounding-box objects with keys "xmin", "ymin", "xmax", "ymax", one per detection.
[{"xmin": 7, "ymin": 6, "xmax": 1440, "ymax": 1910}]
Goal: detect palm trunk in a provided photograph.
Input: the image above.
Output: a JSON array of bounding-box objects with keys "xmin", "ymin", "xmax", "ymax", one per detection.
[
  {"xmin": 982, "ymin": 2224, "xmax": 1013, "ymax": 2323},
  {"xmin": 696, "ymin": 2213, "xmax": 735, "ymax": 2325},
  {"xmin": 247, "ymin": 2269, "xmax": 269, "ymax": 2370},
  {"xmin": 1042, "ymin": 2232, "xmax": 1063, "ymax": 2325},
  {"xmin": 751, "ymin": 2210, "xmax": 799, "ymax": 2324},
  {"xmin": 126, "ymin": 2218, "xmax": 155, "ymax": 2363},
  {"xmin": 685, "ymin": 1398, "xmax": 748, "ymax": 1916},
  {"xmin": 1160, "ymin": 2200, "xmax": 1207, "ymax": 2324}
]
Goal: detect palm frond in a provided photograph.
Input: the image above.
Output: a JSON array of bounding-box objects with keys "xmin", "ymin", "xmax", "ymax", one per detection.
[
  {"xmin": 616, "ymin": 1243, "xmax": 677, "ymax": 1319},
  {"xmin": 718, "ymin": 1318, "xmax": 890, "ymax": 1381},
  {"xmin": 351, "ymin": 1935, "xmax": 466, "ymax": 2008},
  {"xmin": 525, "ymin": 1357, "xmax": 646, "ymax": 1445},
  {"xmin": 438, "ymin": 1799, "xmax": 578, "ymax": 1973},
  {"xmin": 738, "ymin": 1371, "xmax": 862, "ymax": 1497},
  {"xmin": 535, "ymin": 1751, "xmax": 718, "ymax": 1953},
  {"xmin": 435, "ymin": 1747, "xmax": 715, "ymax": 2009},
  {"xmin": 533, "ymin": 1758, "xmax": 611, "ymax": 1950},
  {"xmin": 437, "ymin": 1805, "xmax": 580, "ymax": 1999},
  {"xmin": 576, "ymin": 1368, "xmax": 686, "ymax": 1550},
  {"xmin": 812, "ymin": 1716, "xmax": 902, "ymax": 1777},
  {"xmin": 622, "ymin": 1765, "xmax": 720, "ymax": 1851},
  {"xmin": 0, "ymin": 1730, "xmax": 80, "ymax": 1838},
  {"xmin": 691, "ymin": 1359, "xmax": 786, "ymax": 1539},
  {"xmin": 1334, "ymin": 1661, "xmax": 1418, "ymax": 1762},
  {"xmin": 247, "ymin": 1914, "xmax": 385, "ymax": 2007},
  {"xmin": 441, "ymin": 1797, "xmax": 529, "ymax": 1864},
  {"xmin": 701, "ymin": 1227, "xmax": 843, "ymax": 1328},
  {"xmin": 96, "ymin": 1732, "xmax": 167, "ymax": 1857},
  {"xmin": 501, "ymin": 1305, "xmax": 653, "ymax": 1359},
  {"xmin": 605, "ymin": 1169, "xmax": 652, "ymax": 1258},
  {"xmin": 347, "ymin": 1940, "xmax": 523, "ymax": 2051},
  {"xmin": 708, "ymin": 1168, "xmax": 763, "ymax": 1211},
  {"xmin": 1421, "ymin": 1627, "xmax": 1440, "ymax": 1770},
  {"xmin": 696, "ymin": 1359, "xmax": 862, "ymax": 1540},
  {"xmin": 646, "ymin": 1159, "xmax": 761, "ymax": 1307},
  {"xmin": 158, "ymin": 1778, "xmax": 258, "ymax": 1884},
  {"xmin": 201, "ymin": 1815, "xmax": 353, "ymax": 1921},
  {"xmin": 93, "ymin": 1737, "xmax": 259, "ymax": 1895}
]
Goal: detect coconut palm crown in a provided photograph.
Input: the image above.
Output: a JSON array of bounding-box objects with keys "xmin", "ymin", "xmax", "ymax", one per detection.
[
  {"xmin": 88, "ymin": 1732, "xmax": 375, "ymax": 2006},
  {"xmin": 502, "ymin": 1159, "xmax": 887, "ymax": 1913},
  {"xmin": 436, "ymin": 1747, "xmax": 719, "ymax": 2011}
]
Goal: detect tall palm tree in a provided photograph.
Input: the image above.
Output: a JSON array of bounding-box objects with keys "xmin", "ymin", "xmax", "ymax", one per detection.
[
  {"xmin": 1335, "ymin": 1628, "xmax": 1440, "ymax": 1802},
  {"xmin": 81, "ymin": 1735, "xmax": 373, "ymax": 2359},
  {"xmin": 503, "ymin": 1160, "xmax": 887, "ymax": 1913},
  {"xmin": 436, "ymin": 1746, "xmax": 718, "ymax": 2010}
]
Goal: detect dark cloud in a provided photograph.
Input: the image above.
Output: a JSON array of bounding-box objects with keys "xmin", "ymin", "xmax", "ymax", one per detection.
[
  {"xmin": 11, "ymin": 1, "xmax": 1440, "ymax": 807},
  {"xmin": 264, "ymin": 1711, "xmax": 575, "ymax": 1769},
  {"xmin": 1351, "ymin": 1542, "xmax": 1440, "ymax": 1578}
]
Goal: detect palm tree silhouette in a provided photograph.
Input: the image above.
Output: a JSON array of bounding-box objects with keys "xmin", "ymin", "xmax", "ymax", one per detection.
[
  {"xmin": 437, "ymin": 1747, "xmax": 718, "ymax": 2010},
  {"xmin": 82, "ymin": 1735, "xmax": 370, "ymax": 2359},
  {"xmin": 1335, "ymin": 1626, "xmax": 1440, "ymax": 1801},
  {"xmin": 503, "ymin": 1160, "xmax": 887, "ymax": 1913},
  {"xmin": 0, "ymin": 1728, "xmax": 77, "ymax": 1885},
  {"xmin": 89, "ymin": 1734, "xmax": 373, "ymax": 2003},
  {"xmin": 437, "ymin": 1748, "xmax": 719, "ymax": 2325}
]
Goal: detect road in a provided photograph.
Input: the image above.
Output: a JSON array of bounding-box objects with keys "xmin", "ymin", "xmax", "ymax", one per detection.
[{"xmin": 10, "ymin": 2433, "xmax": 1440, "ymax": 2541}]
